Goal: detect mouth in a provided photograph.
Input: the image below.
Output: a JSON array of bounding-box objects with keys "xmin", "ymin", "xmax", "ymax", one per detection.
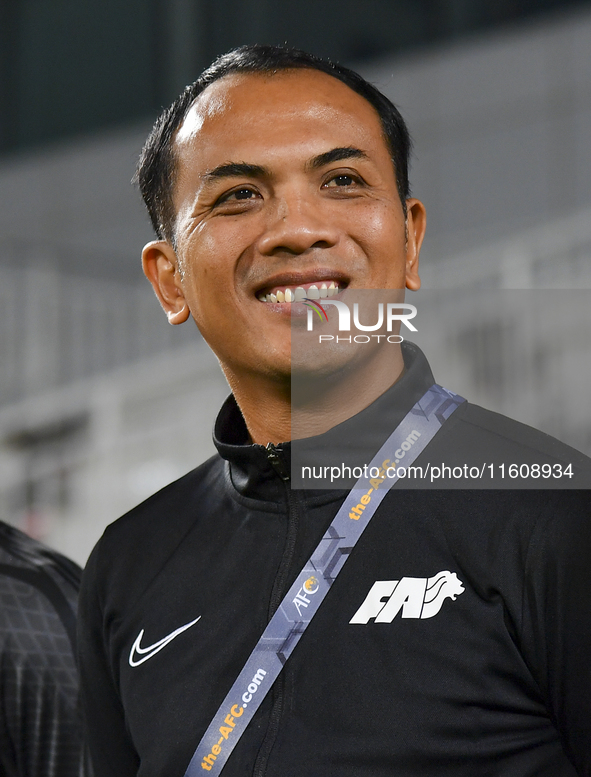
[{"xmin": 257, "ymin": 279, "xmax": 345, "ymax": 304}]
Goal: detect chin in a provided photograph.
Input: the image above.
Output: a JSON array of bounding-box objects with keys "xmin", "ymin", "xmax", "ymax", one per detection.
[{"xmin": 290, "ymin": 344, "xmax": 368, "ymax": 380}]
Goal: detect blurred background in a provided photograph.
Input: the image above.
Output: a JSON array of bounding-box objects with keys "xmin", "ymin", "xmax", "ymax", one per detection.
[{"xmin": 1, "ymin": 0, "xmax": 590, "ymax": 564}]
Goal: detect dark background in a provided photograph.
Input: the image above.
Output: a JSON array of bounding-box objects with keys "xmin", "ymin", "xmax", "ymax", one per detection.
[{"xmin": 1, "ymin": 0, "xmax": 590, "ymax": 156}]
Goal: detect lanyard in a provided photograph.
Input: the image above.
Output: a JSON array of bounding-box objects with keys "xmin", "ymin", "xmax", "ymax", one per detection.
[{"xmin": 185, "ymin": 384, "xmax": 465, "ymax": 776}]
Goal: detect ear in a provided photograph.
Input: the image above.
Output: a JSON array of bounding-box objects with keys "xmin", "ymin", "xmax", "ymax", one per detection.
[
  {"xmin": 142, "ymin": 241, "xmax": 190, "ymax": 325},
  {"xmin": 404, "ymin": 198, "xmax": 426, "ymax": 292}
]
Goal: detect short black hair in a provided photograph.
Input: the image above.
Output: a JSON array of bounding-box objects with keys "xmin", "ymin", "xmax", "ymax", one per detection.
[{"xmin": 136, "ymin": 44, "xmax": 412, "ymax": 243}]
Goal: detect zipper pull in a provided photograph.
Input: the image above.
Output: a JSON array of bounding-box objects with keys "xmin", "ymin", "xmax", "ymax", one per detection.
[{"xmin": 265, "ymin": 443, "xmax": 290, "ymax": 481}]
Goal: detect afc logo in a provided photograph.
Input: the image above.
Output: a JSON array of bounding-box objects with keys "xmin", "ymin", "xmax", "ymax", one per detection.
[{"xmin": 293, "ymin": 575, "xmax": 320, "ymax": 616}]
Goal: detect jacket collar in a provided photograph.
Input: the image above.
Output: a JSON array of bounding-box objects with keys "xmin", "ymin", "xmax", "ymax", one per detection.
[{"xmin": 213, "ymin": 342, "xmax": 435, "ymax": 502}]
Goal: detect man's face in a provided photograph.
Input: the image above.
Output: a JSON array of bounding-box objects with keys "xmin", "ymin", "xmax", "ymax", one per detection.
[{"xmin": 144, "ymin": 69, "xmax": 425, "ymax": 382}]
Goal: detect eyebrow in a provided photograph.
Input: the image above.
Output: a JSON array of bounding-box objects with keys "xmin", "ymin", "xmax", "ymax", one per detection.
[
  {"xmin": 202, "ymin": 147, "xmax": 369, "ymax": 184},
  {"xmin": 308, "ymin": 146, "xmax": 369, "ymax": 169},
  {"xmin": 202, "ymin": 161, "xmax": 269, "ymax": 182}
]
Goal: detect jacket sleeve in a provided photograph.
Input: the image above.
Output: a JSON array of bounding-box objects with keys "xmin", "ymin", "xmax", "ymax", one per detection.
[
  {"xmin": 521, "ymin": 490, "xmax": 591, "ymax": 776},
  {"xmin": 77, "ymin": 541, "xmax": 140, "ymax": 777}
]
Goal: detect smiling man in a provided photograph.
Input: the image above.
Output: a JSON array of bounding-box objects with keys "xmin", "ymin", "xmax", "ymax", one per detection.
[
  {"xmin": 140, "ymin": 62, "xmax": 424, "ymax": 443},
  {"xmin": 78, "ymin": 46, "xmax": 591, "ymax": 777}
]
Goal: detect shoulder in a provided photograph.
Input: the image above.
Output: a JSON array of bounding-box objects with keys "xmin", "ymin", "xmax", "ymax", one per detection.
[
  {"xmin": 81, "ymin": 453, "xmax": 226, "ymax": 608},
  {"xmin": 462, "ymin": 403, "xmax": 589, "ymax": 463},
  {"xmin": 423, "ymin": 400, "xmax": 591, "ymax": 487},
  {"xmin": 0, "ymin": 521, "xmax": 81, "ymax": 583},
  {"xmin": 98, "ymin": 452, "xmax": 225, "ymax": 548},
  {"xmin": 0, "ymin": 521, "xmax": 81, "ymax": 617}
]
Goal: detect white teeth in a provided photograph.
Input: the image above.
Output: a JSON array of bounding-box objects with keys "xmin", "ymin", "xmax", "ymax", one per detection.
[{"xmin": 258, "ymin": 282, "xmax": 341, "ymax": 303}]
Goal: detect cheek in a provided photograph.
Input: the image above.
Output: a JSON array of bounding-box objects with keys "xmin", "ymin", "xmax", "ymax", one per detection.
[
  {"xmin": 349, "ymin": 202, "xmax": 406, "ymax": 255},
  {"xmin": 189, "ymin": 222, "xmax": 259, "ymax": 284},
  {"xmin": 178, "ymin": 231, "xmax": 234, "ymax": 289}
]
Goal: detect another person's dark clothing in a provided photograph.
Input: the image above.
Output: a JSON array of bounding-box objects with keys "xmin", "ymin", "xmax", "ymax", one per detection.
[
  {"xmin": 79, "ymin": 344, "xmax": 591, "ymax": 777},
  {"xmin": 0, "ymin": 522, "xmax": 88, "ymax": 777}
]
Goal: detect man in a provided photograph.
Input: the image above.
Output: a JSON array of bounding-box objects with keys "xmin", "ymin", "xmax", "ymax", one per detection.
[
  {"xmin": 0, "ymin": 521, "xmax": 89, "ymax": 776},
  {"xmin": 78, "ymin": 45, "xmax": 591, "ymax": 776}
]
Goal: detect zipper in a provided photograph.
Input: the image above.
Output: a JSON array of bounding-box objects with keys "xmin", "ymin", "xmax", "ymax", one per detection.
[
  {"xmin": 252, "ymin": 445, "xmax": 299, "ymax": 777},
  {"xmin": 265, "ymin": 442, "xmax": 291, "ymax": 482}
]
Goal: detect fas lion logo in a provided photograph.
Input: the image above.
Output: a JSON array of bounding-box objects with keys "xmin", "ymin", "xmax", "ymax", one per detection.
[{"xmin": 350, "ymin": 571, "xmax": 465, "ymax": 624}]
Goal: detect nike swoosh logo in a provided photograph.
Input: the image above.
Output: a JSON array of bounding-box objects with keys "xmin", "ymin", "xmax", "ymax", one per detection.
[{"xmin": 129, "ymin": 616, "xmax": 201, "ymax": 667}]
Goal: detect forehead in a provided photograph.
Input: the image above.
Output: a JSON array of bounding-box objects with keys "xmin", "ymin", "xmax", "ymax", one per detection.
[{"xmin": 173, "ymin": 69, "xmax": 390, "ymax": 177}]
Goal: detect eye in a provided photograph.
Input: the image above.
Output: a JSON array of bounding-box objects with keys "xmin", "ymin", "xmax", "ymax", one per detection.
[
  {"xmin": 328, "ymin": 174, "xmax": 354, "ymax": 186},
  {"xmin": 213, "ymin": 185, "xmax": 261, "ymax": 213},
  {"xmin": 229, "ymin": 188, "xmax": 258, "ymax": 201},
  {"xmin": 215, "ymin": 186, "xmax": 262, "ymax": 207},
  {"xmin": 322, "ymin": 171, "xmax": 363, "ymax": 190}
]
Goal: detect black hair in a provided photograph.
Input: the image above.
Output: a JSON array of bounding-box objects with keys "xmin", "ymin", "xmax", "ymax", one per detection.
[{"xmin": 136, "ymin": 44, "xmax": 412, "ymax": 243}]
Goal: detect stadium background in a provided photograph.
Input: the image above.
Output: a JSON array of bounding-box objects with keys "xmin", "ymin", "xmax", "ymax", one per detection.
[{"xmin": 1, "ymin": 0, "xmax": 590, "ymax": 563}]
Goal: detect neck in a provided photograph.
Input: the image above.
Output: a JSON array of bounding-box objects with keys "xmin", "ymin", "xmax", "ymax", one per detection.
[{"xmin": 222, "ymin": 345, "xmax": 405, "ymax": 445}]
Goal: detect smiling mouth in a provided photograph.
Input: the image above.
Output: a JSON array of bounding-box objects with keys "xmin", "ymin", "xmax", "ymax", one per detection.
[{"xmin": 257, "ymin": 280, "xmax": 342, "ymax": 304}]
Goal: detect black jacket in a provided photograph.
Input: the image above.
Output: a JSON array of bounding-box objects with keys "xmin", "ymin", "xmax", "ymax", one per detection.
[
  {"xmin": 78, "ymin": 344, "xmax": 591, "ymax": 777},
  {"xmin": 0, "ymin": 522, "xmax": 88, "ymax": 777}
]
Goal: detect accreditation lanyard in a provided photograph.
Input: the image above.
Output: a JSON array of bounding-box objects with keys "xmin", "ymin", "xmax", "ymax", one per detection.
[{"xmin": 184, "ymin": 384, "xmax": 465, "ymax": 777}]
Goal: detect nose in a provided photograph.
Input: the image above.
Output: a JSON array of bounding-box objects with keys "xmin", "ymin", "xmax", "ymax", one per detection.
[{"xmin": 256, "ymin": 193, "xmax": 340, "ymax": 256}]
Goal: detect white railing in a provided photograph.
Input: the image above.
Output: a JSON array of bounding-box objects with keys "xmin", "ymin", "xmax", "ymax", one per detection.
[
  {"xmin": 424, "ymin": 206, "xmax": 591, "ymax": 289},
  {"xmin": 0, "ymin": 264, "xmax": 195, "ymax": 407}
]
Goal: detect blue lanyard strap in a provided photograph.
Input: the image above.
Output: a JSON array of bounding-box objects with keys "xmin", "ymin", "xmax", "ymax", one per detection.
[{"xmin": 185, "ymin": 384, "xmax": 465, "ymax": 776}]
